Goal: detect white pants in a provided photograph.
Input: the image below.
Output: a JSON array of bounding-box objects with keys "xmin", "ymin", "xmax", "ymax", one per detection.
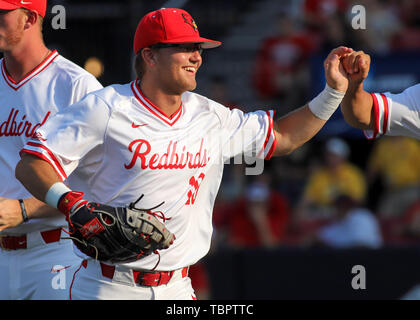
[
  {"xmin": 0, "ymin": 230, "xmax": 82, "ymax": 300},
  {"xmin": 70, "ymin": 259, "xmax": 196, "ymax": 300}
]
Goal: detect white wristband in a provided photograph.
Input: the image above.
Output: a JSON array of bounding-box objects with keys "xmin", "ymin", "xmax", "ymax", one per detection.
[
  {"xmin": 45, "ymin": 182, "xmax": 71, "ymax": 208},
  {"xmin": 308, "ymin": 84, "xmax": 345, "ymax": 120}
]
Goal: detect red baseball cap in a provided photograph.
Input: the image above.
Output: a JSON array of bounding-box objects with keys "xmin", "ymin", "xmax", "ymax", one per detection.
[
  {"xmin": 0, "ymin": 0, "xmax": 47, "ymax": 18},
  {"xmin": 134, "ymin": 8, "xmax": 221, "ymax": 54}
]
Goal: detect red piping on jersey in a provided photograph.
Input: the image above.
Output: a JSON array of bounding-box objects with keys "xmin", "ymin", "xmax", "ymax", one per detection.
[
  {"xmin": 380, "ymin": 93, "xmax": 389, "ymax": 135},
  {"xmin": 369, "ymin": 92, "xmax": 380, "ymax": 140},
  {"xmin": 69, "ymin": 260, "xmax": 87, "ymax": 300},
  {"xmin": 20, "ymin": 142, "xmax": 67, "ymax": 181},
  {"xmin": 134, "ymin": 80, "xmax": 183, "ymax": 120},
  {"xmin": 1, "ymin": 50, "xmax": 59, "ymax": 91},
  {"xmin": 23, "ymin": 140, "xmax": 68, "ymax": 180},
  {"xmin": 131, "ymin": 81, "xmax": 183, "ymax": 126},
  {"xmin": 20, "ymin": 148, "xmax": 67, "ymax": 182},
  {"xmin": 264, "ymin": 110, "xmax": 277, "ymax": 160}
]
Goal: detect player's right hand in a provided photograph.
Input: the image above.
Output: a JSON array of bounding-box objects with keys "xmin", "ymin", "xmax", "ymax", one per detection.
[
  {"xmin": 0, "ymin": 197, "xmax": 24, "ymax": 232},
  {"xmin": 341, "ymin": 50, "xmax": 371, "ymax": 85},
  {"xmin": 324, "ymin": 46, "xmax": 354, "ymax": 93}
]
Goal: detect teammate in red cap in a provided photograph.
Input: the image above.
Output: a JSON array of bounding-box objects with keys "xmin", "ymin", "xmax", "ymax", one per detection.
[
  {"xmin": 0, "ymin": 0, "xmax": 102, "ymax": 299},
  {"xmin": 0, "ymin": 0, "xmax": 47, "ymax": 17},
  {"xmin": 16, "ymin": 8, "xmax": 351, "ymax": 300}
]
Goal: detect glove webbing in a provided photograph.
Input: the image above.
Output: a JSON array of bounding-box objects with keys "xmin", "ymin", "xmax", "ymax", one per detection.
[{"xmin": 61, "ymin": 195, "xmax": 171, "ymax": 269}]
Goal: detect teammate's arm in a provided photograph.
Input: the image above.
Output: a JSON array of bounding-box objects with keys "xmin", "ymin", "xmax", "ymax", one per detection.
[
  {"xmin": 15, "ymin": 154, "xmax": 62, "ymax": 203},
  {"xmin": 0, "ymin": 154, "xmax": 63, "ymax": 230},
  {"xmin": 340, "ymin": 51, "xmax": 375, "ymax": 130},
  {"xmin": 273, "ymin": 46, "xmax": 352, "ymax": 156},
  {"xmin": 1, "ymin": 154, "xmax": 64, "ymax": 231},
  {"xmin": 0, "ymin": 197, "xmax": 61, "ymax": 232}
]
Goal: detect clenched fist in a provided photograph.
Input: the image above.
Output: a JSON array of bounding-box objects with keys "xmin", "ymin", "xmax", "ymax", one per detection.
[{"xmin": 340, "ymin": 50, "xmax": 371, "ymax": 85}]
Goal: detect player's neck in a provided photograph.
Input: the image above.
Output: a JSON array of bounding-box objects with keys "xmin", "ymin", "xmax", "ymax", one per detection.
[
  {"xmin": 3, "ymin": 40, "xmax": 51, "ymax": 83},
  {"xmin": 139, "ymin": 82, "xmax": 182, "ymax": 118}
]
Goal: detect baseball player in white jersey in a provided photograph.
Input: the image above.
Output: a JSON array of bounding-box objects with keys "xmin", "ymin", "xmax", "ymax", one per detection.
[
  {"xmin": 0, "ymin": 0, "xmax": 102, "ymax": 299},
  {"xmin": 340, "ymin": 50, "xmax": 420, "ymax": 139},
  {"xmin": 15, "ymin": 8, "xmax": 352, "ymax": 300}
]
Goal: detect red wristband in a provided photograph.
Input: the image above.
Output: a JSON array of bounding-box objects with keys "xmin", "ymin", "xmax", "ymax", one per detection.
[{"xmin": 57, "ymin": 191, "xmax": 87, "ymax": 216}]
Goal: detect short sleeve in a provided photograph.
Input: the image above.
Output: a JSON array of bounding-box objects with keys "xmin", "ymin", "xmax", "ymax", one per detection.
[
  {"xmin": 20, "ymin": 93, "xmax": 110, "ymax": 181},
  {"xmin": 364, "ymin": 84, "xmax": 420, "ymax": 139},
  {"xmin": 70, "ymin": 74, "xmax": 103, "ymax": 104},
  {"xmin": 218, "ymin": 107, "xmax": 277, "ymax": 161}
]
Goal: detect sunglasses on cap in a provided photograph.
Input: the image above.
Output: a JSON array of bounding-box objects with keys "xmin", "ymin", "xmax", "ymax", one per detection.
[{"xmin": 149, "ymin": 43, "xmax": 204, "ymax": 55}]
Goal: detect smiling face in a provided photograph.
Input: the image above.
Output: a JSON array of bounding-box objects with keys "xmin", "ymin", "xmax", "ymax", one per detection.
[{"xmin": 149, "ymin": 43, "xmax": 203, "ymax": 95}]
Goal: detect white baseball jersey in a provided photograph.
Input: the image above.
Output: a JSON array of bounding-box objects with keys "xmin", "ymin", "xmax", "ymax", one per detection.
[
  {"xmin": 0, "ymin": 50, "xmax": 103, "ymax": 235},
  {"xmin": 364, "ymin": 84, "xmax": 420, "ymax": 140},
  {"xmin": 21, "ymin": 80, "xmax": 277, "ymax": 271}
]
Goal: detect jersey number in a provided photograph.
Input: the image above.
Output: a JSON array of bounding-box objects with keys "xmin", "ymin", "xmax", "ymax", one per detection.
[{"xmin": 185, "ymin": 173, "xmax": 205, "ymax": 205}]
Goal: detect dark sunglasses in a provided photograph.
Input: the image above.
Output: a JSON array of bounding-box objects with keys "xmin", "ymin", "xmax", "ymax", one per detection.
[{"xmin": 149, "ymin": 43, "xmax": 204, "ymax": 55}]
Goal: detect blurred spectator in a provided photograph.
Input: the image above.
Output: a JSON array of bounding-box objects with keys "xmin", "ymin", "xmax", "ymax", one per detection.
[
  {"xmin": 315, "ymin": 194, "xmax": 383, "ymax": 249},
  {"xmin": 399, "ymin": 0, "xmax": 420, "ymax": 27},
  {"xmin": 189, "ymin": 262, "xmax": 211, "ymax": 300},
  {"xmin": 295, "ymin": 137, "xmax": 367, "ymax": 221},
  {"xmin": 212, "ymin": 162, "xmax": 247, "ymax": 230},
  {"xmin": 303, "ymin": 0, "xmax": 348, "ymax": 32},
  {"xmin": 253, "ymin": 13, "xmax": 316, "ymax": 112},
  {"xmin": 378, "ymin": 197, "xmax": 420, "ymax": 245},
  {"xmin": 391, "ymin": 26, "xmax": 420, "ymax": 51},
  {"xmin": 302, "ymin": 1, "xmax": 355, "ymax": 61},
  {"xmin": 349, "ymin": 0, "xmax": 402, "ymax": 54},
  {"xmin": 270, "ymin": 143, "xmax": 312, "ymax": 208},
  {"xmin": 392, "ymin": 0, "xmax": 420, "ymax": 51},
  {"xmin": 317, "ymin": 14, "xmax": 348, "ymax": 53},
  {"xmin": 215, "ymin": 171, "xmax": 290, "ymax": 248},
  {"xmin": 401, "ymin": 200, "xmax": 420, "ymax": 240},
  {"xmin": 367, "ymin": 136, "xmax": 420, "ymax": 218}
]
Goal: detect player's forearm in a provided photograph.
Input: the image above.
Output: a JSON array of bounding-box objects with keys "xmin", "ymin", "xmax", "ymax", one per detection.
[
  {"xmin": 274, "ymin": 83, "xmax": 346, "ymax": 156},
  {"xmin": 23, "ymin": 197, "xmax": 61, "ymax": 219},
  {"xmin": 15, "ymin": 154, "xmax": 62, "ymax": 202},
  {"xmin": 273, "ymin": 105, "xmax": 326, "ymax": 156},
  {"xmin": 341, "ymin": 82, "xmax": 374, "ymax": 130}
]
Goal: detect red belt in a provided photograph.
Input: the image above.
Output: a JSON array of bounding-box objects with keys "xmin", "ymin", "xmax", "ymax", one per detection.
[
  {"xmin": 0, "ymin": 228, "xmax": 62, "ymax": 250},
  {"xmin": 100, "ymin": 262, "xmax": 189, "ymax": 287}
]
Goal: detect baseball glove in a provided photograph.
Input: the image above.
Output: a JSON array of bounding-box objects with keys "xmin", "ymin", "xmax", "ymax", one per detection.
[{"xmin": 58, "ymin": 191, "xmax": 175, "ymax": 264}]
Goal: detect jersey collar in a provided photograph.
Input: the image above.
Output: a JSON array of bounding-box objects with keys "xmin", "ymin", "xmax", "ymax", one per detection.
[
  {"xmin": 131, "ymin": 80, "xmax": 183, "ymax": 127},
  {"xmin": 1, "ymin": 50, "xmax": 59, "ymax": 91}
]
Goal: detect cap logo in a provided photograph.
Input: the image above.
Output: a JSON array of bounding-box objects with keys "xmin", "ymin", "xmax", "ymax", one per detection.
[{"xmin": 182, "ymin": 13, "xmax": 198, "ymax": 33}]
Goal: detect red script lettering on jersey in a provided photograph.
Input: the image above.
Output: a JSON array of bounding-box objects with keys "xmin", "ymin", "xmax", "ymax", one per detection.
[
  {"xmin": 125, "ymin": 138, "xmax": 209, "ymax": 170},
  {"xmin": 0, "ymin": 108, "xmax": 51, "ymax": 138}
]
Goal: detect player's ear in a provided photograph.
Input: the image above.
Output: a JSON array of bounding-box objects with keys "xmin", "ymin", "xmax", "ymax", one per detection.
[
  {"xmin": 141, "ymin": 48, "xmax": 158, "ymax": 68},
  {"xmin": 22, "ymin": 9, "xmax": 39, "ymax": 30}
]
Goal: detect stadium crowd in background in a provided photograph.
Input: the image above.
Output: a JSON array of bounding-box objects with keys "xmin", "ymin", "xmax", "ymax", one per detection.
[
  {"xmin": 193, "ymin": 1, "xmax": 420, "ymax": 298},
  {"xmin": 211, "ymin": 0, "xmax": 420, "ymax": 257},
  {"xmin": 1, "ymin": 0, "xmax": 420, "ymax": 300}
]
